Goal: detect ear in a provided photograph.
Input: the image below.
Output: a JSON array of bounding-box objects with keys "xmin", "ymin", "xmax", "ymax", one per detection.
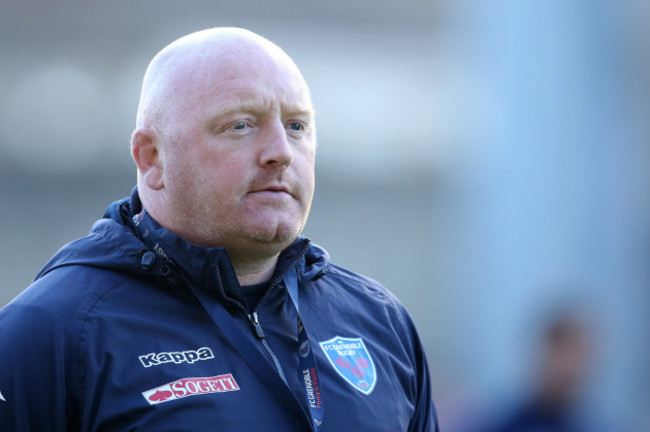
[{"xmin": 131, "ymin": 128, "xmax": 164, "ymax": 190}]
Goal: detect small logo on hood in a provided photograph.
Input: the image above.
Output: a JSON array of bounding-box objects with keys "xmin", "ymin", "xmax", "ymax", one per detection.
[
  {"xmin": 153, "ymin": 243, "xmax": 171, "ymax": 262},
  {"xmin": 142, "ymin": 374, "xmax": 240, "ymax": 405},
  {"xmin": 132, "ymin": 211, "xmax": 144, "ymax": 226}
]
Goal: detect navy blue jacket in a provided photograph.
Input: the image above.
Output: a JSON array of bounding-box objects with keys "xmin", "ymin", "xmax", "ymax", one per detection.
[{"xmin": 0, "ymin": 190, "xmax": 438, "ymax": 431}]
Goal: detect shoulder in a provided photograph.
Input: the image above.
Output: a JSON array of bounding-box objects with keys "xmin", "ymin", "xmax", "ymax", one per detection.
[
  {"xmin": 0, "ymin": 257, "xmax": 143, "ymax": 409},
  {"xmin": 307, "ymin": 260, "xmax": 418, "ymax": 339},
  {"xmin": 1, "ymin": 218, "xmax": 145, "ymax": 347},
  {"xmin": 318, "ymin": 262, "xmax": 404, "ymax": 306},
  {"xmin": 1, "ymin": 264, "xmax": 134, "ymax": 345},
  {"xmin": 0, "ymin": 254, "xmax": 137, "ymax": 430},
  {"xmin": 301, "ymin": 241, "xmax": 412, "ymax": 322},
  {"xmin": 302, "ymin": 240, "xmax": 390, "ymax": 297}
]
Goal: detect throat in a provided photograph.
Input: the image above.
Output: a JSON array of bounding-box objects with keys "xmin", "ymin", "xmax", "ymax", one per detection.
[
  {"xmin": 231, "ymin": 254, "xmax": 278, "ymax": 286},
  {"xmin": 241, "ymin": 280, "xmax": 271, "ymax": 313}
]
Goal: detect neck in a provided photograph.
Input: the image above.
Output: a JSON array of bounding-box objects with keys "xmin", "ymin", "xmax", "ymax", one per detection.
[{"xmin": 231, "ymin": 254, "xmax": 279, "ymax": 286}]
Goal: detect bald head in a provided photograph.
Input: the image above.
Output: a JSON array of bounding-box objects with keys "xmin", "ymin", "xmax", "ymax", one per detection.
[{"xmin": 135, "ymin": 28, "xmax": 308, "ymax": 134}]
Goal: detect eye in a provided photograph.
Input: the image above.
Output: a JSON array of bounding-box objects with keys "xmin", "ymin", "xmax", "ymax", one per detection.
[
  {"xmin": 288, "ymin": 122, "xmax": 304, "ymax": 131},
  {"xmin": 230, "ymin": 121, "xmax": 248, "ymax": 130}
]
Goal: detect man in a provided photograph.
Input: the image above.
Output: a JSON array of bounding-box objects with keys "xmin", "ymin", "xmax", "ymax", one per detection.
[
  {"xmin": 476, "ymin": 309, "xmax": 595, "ymax": 432},
  {"xmin": 0, "ymin": 28, "xmax": 438, "ymax": 431}
]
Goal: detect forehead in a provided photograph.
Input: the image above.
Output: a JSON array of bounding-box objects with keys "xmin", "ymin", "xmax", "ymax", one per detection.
[
  {"xmin": 174, "ymin": 41, "xmax": 314, "ymax": 119},
  {"xmin": 212, "ymin": 67, "xmax": 312, "ymax": 115}
]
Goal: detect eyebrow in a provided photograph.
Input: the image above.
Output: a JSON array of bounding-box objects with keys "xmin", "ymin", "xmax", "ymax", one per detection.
[{"xmin": 208, "ymin": 100, "xmax": 315, "ymax": 121}]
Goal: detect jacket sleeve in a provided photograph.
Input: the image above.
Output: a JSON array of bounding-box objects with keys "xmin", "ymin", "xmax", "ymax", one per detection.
[
  {"xmin": 408, "ymin": 335, "xmax": 440, "ymax": 432},
  {"xmin": 400, "ymin": 308, "xmax": 440, "ymax": 432},
  {"xmin": 0, "ymin": 289, "xmax": 78, "ymax": 431}
]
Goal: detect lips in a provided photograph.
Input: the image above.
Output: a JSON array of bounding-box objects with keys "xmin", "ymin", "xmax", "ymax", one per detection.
[
  {"xmin": 263, "ymin": 186, "xmax": 289, "ymax": 193},
  {"xmin": 250, "ymin": 184, "xmax": 293, "ymax": 197}
]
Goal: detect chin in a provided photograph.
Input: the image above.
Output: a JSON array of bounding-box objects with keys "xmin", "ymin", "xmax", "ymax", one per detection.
[
  {"xmin": 247, "ymin": 220, "xmax": 304, "ymax": 245},
  {"xmin": 251, "ymin": 227, "xmax": 299, "ymax": 245}
]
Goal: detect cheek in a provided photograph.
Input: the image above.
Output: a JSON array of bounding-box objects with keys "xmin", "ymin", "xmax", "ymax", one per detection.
[
  {"xmin": 163, "ymin": 149, "xmax": 214, "ymax": 199},
  {"xmin": 296, "ymin": 151, "xmax": 316, "ymax": 187},
  {"xmin": 198, "ymin": 155, "xmax": 251, "ymax": 199},
  {"xmin": 162, "ymin": 153, "xmax": 192, "ymax": 192},
  {"xmin": 183, "ymin": 143, "xmax": 238, "ymax": 181}
]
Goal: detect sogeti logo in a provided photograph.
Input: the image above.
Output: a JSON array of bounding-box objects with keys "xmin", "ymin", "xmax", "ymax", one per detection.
[
  {"xmin": 142, "ymin": 373, "xmax": 240, "ymax": 405},
  {"xmin": 139, "ymin": 347, "xmax": 214, "ymax": 368}
]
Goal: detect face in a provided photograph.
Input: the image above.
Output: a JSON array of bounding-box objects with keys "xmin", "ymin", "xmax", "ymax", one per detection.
[{"xmin": 154, "ymin": 40, "xmax": 316, "ymax": 256}]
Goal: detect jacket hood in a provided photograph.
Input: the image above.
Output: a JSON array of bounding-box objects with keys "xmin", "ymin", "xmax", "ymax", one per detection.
[
  {"xmin": 36, "ymin": 188, "xmax": 330, "ymax": 296},
  {"xmin": 35, "ymin": 202, "xmax": 149, "ymax": 281}
]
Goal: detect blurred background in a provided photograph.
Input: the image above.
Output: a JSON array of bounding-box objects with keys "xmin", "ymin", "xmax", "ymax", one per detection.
[{"xmin": 1, "ymin": 1, "xmax": 649, "ymax": 430}]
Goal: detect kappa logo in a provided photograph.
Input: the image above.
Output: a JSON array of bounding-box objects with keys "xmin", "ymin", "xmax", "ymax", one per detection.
[
  {"xmin": 139, "ymin": 346, "xmax": 214, "ymax": 368},
  {"xmin": 142, "ymin": 373, "xmax": 240, "ymax": 405}
]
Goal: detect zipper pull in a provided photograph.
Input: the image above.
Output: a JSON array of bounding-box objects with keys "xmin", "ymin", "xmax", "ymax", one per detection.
[{"xmin": 248, "ymin": 311, "xmax": 266, "ymax": 340}]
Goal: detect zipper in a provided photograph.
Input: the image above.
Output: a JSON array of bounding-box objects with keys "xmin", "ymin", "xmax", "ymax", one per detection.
[
  {"xmin": 213, "ymin": 263, "xmax": 291, "ymax": 383},
  {"xmin": 245, "ymin": 241, "xmax": 311, "ymax": 386},
  {"xmin": 214, "ymin": 265, "xmax": 248, "ymax": 312},
  {"xmin": 252, "ymin": 241, "xmax": 310, "ymax": 312},
  {"xmin": 247, "ymin": 311, "xmax": 289, "ymax": 385}
]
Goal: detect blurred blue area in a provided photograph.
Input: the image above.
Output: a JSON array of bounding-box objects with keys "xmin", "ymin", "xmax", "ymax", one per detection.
[{"xmin": 1, "ymin": 1, "xmax": 648, "ymax": 430}]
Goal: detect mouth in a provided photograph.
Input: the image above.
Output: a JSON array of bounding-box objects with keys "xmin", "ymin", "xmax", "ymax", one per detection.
[
  {"xmin": 263, "ymin": 185, "xmax": 290, "ymax": 193},
  {"xmin": 249, "ymin": 185, "xmax": 293, "ymax": 198}
]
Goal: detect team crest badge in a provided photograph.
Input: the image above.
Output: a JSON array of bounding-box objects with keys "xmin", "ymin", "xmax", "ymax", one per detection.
[{"xmin": 319, "ymin": 336, "xmax": 377, "ymax": 395}]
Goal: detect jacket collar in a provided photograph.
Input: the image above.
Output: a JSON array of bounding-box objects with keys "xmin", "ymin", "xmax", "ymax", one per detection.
[
  {"xmin": 37, "ymin": 187, "xmax": 328, "ymax": 307},
  {"xmin": 121, "ymin": 188, "xmax": 317, "ymax": 306}
]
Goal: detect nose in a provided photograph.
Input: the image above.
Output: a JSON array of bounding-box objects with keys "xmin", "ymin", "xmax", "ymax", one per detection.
[{"xmin": 259, "ymin": 121, "xmax": 293, "ymax": 168}]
